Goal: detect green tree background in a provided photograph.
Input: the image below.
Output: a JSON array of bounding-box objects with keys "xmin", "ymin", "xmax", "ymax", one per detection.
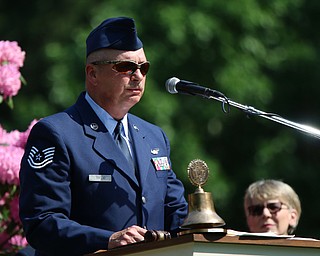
[{"xmin": 1, "ymin": 0, "xmax": 319, "ymax": 239}]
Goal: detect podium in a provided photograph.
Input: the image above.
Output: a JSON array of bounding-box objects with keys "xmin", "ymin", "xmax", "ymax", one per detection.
[{"xmin": 87, "ymin": 232, "xmax": 320, "ymax": 256}]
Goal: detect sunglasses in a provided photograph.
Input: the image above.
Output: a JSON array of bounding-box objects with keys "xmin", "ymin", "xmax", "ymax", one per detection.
[
  {"xmin": 247, "ymin": 202, "xmax": 287, "ymax": 216},
  {"xmin": 91, "ymin": 60, "xmax": 150, "ymax": 76}
]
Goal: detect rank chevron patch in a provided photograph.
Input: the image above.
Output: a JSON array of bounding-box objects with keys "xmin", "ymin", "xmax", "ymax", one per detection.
[{"xmin": 27, "ymin": 146, "xmax": 55, "ymax": 169}]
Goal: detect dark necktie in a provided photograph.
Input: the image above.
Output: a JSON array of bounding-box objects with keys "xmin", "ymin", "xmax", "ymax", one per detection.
[{"xmin": 114, "ymin": 121, "xmax": 135, "ymax": 171}]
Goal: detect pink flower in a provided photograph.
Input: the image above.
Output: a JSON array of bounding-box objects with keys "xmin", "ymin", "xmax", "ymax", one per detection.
[
  {"xmin": 0, "ymin": 40, "xmax": 31, "ymax": 253},
  {"xmin": 0, "ymin": 40, "xmax": 25, "ymax": 67},
  {"xmin": 0, "ymin": 230, "xmax": 28, "ymax": 251},
  {"xmin": 0, "ymin": 64, "xmax": 21, "ymax": 99},
  {"xmin": 0, "ymin": 40, "xmax": 25, "ymax": 100},
  {"xmin": 0, "ymin": 145, "xmax": 24, "ymax": 185},
  {"xmin": 18, "ymin": 119, "xmax": 38, "ymax": 148},
  {"xmin": 0, "ymin": 119, "xmax": 37, "ymax": 148},
  {"xmin": 10, "ymin": 196, "xmax": 21, "ymax": 224},
  {"xmin": 8, "ymin": 234, "xmax": 28, "ymax": 247},
  {"xmin": 0, "ymin": 124, "xmax": 20, "ymax": 146},
  {"xmin": 0, "ymin": 192, "xmax": 10, "ymax": 206},
  {"xmin": 0, "ymin": 119, "xmax": 37, "ymax": 185}
]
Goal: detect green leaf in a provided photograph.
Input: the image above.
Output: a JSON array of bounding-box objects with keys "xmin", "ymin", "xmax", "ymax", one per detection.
[
  {"xmin": 6, "ymin": 97, "xmax": 14, "ymax": 109},
  {"xmin": 20, "ymin": 75, "xmax": 27, "ymax": 86}
]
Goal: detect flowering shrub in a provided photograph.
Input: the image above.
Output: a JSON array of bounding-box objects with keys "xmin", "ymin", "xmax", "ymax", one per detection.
[
  {"xmin": 0, "ymin": 40, "xmax": 37, "ymax": 254},
  {"xmin": 0, "ymin": 40, "xmax": 26, "ymax": 108}
]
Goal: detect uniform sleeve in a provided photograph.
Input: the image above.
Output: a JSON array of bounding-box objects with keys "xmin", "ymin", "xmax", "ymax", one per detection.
[
  {"xmin": 19, "ymin": 120, "xmax": 111, "ymax": 256},
  {"xmin": 162, "ymin": 130, "xmax": 188, "ymax": 234}
]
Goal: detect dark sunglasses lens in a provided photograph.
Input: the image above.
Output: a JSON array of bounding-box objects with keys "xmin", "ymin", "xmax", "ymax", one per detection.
[
  {"xmin": 267, "ymin": 202, "xmax": 282, "ymax": 213},
  {"xmin": 114, "ymin": 61, "xmax": 150, "ymax": 75},
  {"xmin": 248, "ymin": 202, "xmax": 282, "ymax": 216},
  {"xmin": 114, "ymin": 62, "xmax": 137, "ymax": 73},
  {"xmin": 140, "ymin": 62, "xmax": 150, "ymax": 75},
  {"xmin": 248, "ymin": 205, "xmax": 264, "ymax": 216}
]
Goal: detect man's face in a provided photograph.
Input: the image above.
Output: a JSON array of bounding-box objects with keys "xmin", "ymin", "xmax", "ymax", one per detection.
[{"xmin": 87, "ymin": 48, "xmax": 148, "ymax": 118}]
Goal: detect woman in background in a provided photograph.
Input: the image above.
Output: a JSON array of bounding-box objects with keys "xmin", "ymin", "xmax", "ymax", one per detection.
[{"xmin": 244, "ymin": 179, "xmax": 301, "ymax": 235}]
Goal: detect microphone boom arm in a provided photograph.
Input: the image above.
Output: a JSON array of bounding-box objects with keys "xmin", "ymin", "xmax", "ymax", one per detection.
[{"xmin": 211, "ymin": 95, "xmax": 320, "ymax": 140}]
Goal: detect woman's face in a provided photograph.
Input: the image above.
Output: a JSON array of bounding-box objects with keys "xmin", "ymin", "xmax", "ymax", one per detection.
[{"xmin": 245, "ymin": 199, "xmax": 298, "ymax": 235}]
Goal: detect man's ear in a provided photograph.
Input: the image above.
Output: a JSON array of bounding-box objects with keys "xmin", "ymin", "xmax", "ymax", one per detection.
[{"xmin": 86, "ymin": 64, "xmax": 98, "ymax": 85}]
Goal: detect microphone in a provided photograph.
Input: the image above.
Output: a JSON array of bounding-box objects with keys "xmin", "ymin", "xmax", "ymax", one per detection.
[{"xmin": 165, "ymin": 77, "xmax": 221, "ymax": 98}]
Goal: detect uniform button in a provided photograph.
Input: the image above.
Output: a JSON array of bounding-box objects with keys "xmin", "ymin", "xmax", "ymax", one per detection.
[{"xmin": 142, "ymin": 196, "xmax": 146, "ymax": 204}]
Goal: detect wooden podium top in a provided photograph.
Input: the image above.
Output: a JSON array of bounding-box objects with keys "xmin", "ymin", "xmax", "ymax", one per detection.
[{"xmin": 87, "ymin": 231, "xmax": 320, "ymax": 256}]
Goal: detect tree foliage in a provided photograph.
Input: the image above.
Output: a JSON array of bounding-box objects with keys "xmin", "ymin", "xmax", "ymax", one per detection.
[{"xmin": 1, "ymin": 0, "xmax": 320, "ymax": 238}]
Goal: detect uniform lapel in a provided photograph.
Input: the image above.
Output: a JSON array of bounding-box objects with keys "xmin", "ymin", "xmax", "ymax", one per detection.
[
  {"xmin": 128, "ymin": 116, "xmax": 150, "ymax": 186},
  {"xmin": 75, "ymin": 93, "xmax": 139, "ymax": 186},
  {"xmin": 91, "ymin": 129, "xmax": 138, "ymax": 185}
]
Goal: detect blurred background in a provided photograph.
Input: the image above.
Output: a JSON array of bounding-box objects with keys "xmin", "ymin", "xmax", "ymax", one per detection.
[{"xmin": 1, "ymin": 0, "xmax": 319, "ymax": 238}]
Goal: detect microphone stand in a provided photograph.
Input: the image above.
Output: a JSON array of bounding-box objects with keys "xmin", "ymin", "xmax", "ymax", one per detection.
[{"xmin": 209, "ymin": 93, "xmax": 320, "ymax": 140}]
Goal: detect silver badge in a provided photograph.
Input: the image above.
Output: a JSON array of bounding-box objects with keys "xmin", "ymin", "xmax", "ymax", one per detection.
[
  {"xmin": 151, "ymin": 148, "xmax": 160, "ymax": 155},
  {"xmin": 133, "ymin": 124, "xmax": 139, "ymax": 131},
  {"xmin": 90, "ymin": 123, "xmax": 99, "ymax": 130},
  {"xmin": 88, "ymin": 174, "xmax": 112, "ymax": 182}
]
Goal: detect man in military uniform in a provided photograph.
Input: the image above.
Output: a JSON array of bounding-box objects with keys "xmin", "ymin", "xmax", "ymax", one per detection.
[{"xmin": 19, "ymin": 17, "xmax": 187, "ymax": 256}]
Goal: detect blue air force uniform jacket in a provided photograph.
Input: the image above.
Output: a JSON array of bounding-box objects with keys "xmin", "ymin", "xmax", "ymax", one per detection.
[{"xmin": 19, "ymin": 92, "xmax": 188, "ymax": 256}]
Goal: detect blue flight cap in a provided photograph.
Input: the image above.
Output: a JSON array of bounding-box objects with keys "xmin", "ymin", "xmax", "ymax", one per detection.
[{"xmin": 86, "ymin": 17, "xmax": 143, "ymax": 57}]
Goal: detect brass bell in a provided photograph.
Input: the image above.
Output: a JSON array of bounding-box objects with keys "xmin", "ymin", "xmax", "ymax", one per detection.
[{"xmin": 180, "ymin": 159, "xmax": 225, "ymax": 229}]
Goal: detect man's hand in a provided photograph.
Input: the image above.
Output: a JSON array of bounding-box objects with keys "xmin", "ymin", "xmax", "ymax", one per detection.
[{"xmin": 108, "ymin": 225, "xmax": 147, "ymax": 249}]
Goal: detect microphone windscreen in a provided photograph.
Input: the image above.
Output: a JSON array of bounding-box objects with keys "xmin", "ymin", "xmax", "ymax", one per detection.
[{"xmin": 165, "ymin": 77, "xmax": 180, "ymax": 94}]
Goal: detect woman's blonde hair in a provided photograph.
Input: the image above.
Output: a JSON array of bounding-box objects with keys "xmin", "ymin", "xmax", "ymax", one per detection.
[{"xmin": 244, "ymin": 179, "xmax": 301, "ymax": 234}]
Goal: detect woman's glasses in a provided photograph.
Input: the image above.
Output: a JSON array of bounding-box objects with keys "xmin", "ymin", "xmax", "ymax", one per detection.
[
  {"xmin": 248, "ymin": 202, "xmax": 287, "ymax": 216},
  {"xmin": 91, "ymin": 60, "xmax": 150, "ymax": 76}
]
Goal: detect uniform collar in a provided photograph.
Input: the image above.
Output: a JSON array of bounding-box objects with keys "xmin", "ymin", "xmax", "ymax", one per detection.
[{"xmin": 84, "ymin": 92, "xmax": 129, "ymax": 138}]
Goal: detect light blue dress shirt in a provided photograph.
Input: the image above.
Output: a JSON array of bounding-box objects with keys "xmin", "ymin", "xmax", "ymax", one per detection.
[{"xmin": 84, "ymin": 92, "xmax": 133, "ymax": 155}]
